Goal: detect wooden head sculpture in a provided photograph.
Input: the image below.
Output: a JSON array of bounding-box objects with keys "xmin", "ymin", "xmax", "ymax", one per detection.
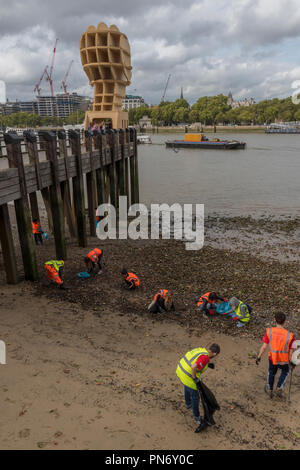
[{"xmin": 80, "ymin": 23, "xmax": 132, "ymax": 114}]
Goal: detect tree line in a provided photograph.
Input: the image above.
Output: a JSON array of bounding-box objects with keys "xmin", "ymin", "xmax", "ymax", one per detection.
[
  {"xmin": 0, "ymin": 110, "xmax": 86, "ymax": 129},
  {"xmin": 129, "ymin": 95, "xmax": 300, "ymax": 126}
]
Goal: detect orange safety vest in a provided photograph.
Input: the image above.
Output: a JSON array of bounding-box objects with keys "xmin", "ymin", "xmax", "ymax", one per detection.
[
  {"xmin": 87, "ymin": 248, "xmax": 102, "ymax": 263},
  {"xmin": 154, "ymin": 289, "xmax": 169, "ymax": 302},
  {"xmin": 126, "ymin": 272, "xmax": 140, "ymax": 287},
  {"xmin": 44, "ymin": 264, "xmax": 63, "ymax": 285},
  {"xmin": 266, "ymin": 327, "xmax": 293, "ymax": 365},
  {"xmin": 32, "ymin": 221, "xmax": 41, "ymax": 234},
  {"xmin": 197, "ymin": 291, "xmax": 213, "ymax": 307}
]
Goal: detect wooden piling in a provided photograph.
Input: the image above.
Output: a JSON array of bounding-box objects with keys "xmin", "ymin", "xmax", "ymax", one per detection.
[
  {"xmin": 0, "ymin": 203, "xmax": 19, "ymax": 284},
  {"xmin": 41, "ymin": 131, "xmax": 67, "ymax": 260},
  {"xmin": 0, "ymin": 125, "xmax": 139, "ymax": 285},
  {"xmin": 93, "ymin": 131, "xmax": 106, "ymax": 206},
  {"xmin": 108, "ymin": 129, "xmax": 118, "ymax": 208},
  {"xmin": 85, "ymin": 130, "xmax": 97, "ymax": 237},
  {"xmin": 31, "ymin": 131, "xmax": 54, "ymax": 233},
  {"xmin": 4, "ymin": 133, "xmax": 38, "ymax": 281},
  {"xmin": 57, "ymin": 130, "xmax": 77, "ymax": 238},
  {"xmin": 69, "ymin": 129, "xmax": 87, "ymax": 247}
]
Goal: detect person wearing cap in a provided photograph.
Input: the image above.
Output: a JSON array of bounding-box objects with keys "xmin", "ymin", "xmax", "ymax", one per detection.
[
  {"xmin": 176, "ymin": 344, "xmax": 220, "ymax": 428},
  {"xmin": 121, "ymin": 269, "xmax": 140, "ymax": 289},
  {"xmin": 256, "ymin": 312, "xmax": 296, "ymax": 398}
]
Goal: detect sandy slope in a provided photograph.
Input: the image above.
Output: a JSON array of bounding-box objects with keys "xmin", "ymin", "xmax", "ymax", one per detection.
[{"xmin": 0, "ymin": 280, "xmax": 299, "ymax": 450}]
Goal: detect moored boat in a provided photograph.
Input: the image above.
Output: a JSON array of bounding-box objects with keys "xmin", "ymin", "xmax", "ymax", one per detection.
[{"xmin": 165, "ymin": 133, "xmax": 246, "ymax": 149}]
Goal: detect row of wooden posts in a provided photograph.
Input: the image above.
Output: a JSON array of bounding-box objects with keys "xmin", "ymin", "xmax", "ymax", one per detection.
[{"xmin": 0, "ymin": 127, "xmax": 139, "ymax": 284}]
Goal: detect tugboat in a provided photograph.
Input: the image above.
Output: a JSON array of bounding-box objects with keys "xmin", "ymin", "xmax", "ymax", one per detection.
[{"xmin": 165, "ymin": 133, "xmax": 246, "ymax": 149}]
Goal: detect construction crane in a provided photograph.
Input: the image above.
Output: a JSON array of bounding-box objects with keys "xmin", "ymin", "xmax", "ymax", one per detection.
[
  {"xmin": 61, "ymin": 60, "xmax": 74, "ymax": 94},
  {"xmin": 161, "ymin": 74, "xmax": 171, "ymax": 103},
  {"xmin": 34, "ymin": 65, "xmax": 48, "ymax": 96},
  {"xmin": 46, "ymin": 38, "xmax": 59, "ymax": 97}
]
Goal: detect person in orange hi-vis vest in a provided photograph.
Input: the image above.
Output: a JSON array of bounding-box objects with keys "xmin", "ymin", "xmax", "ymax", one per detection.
[
  {"xmin": 32, "ymin": 218, "xmax": 43, "ymax": 245},
  {"xmin": 44, "ymin": 260, "xmax": 68, "ymax": 289},
  {"xmin": 256, "ymin": 311, "xmax": 296, "ymax": 398},
  {"xmin": 148, "ymin": 289, "xmax": 177, "ymax": 314},
  {"xmin": 195, "ymin": 291, "xmax": 225, "ymax": 316},
  {"xmin": 121, "ymin": 269, "xmax": 140, "ymax": 289},
  {"xmin": 84, "ymin": 248, "xmax": 103, "ymax": 275}
]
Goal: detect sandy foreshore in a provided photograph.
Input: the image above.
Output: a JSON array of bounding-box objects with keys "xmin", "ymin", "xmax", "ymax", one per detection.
[{"xmin": 0, "ymin": 213, "xmax": 299, "ymax": 449}]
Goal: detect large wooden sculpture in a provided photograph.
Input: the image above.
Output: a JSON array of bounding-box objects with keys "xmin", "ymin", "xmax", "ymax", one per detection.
[{"xmin": 80, "ymin": 23, "xmax": 132, "ymax": 129}]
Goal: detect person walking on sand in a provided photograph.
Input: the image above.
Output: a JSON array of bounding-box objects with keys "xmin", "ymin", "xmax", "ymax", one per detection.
[
  {"xmin": 84, "ymin": 248, "xmax": 103, "ymax": 275},
  {"xmin": 121, "ymin": 269, "xmax": 140, "ymax": 289},
  {"xmin": 44, "ymin": 260, "xmax": 67, "ymax": 289},
  {"xmin": 148, "ymin": 289, "xmax": 176, "ymax": 314},
  {"xmin": 176, "ymin": 344, "xmax": 220, "ymax": 428},
  {"xmin": 256, "ymin": 312, "xmax": 296, "ymax": 398}
]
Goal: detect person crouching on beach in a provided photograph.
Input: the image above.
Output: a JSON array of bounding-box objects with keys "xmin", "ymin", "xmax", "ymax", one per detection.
[
  {"xmin": 84, "ymin": 248, "xmax": 103, "ymax": 275},
  {"xmin": 227, "ymin": 297, "xmax": 251, "ymax": 327},
  {"xmin": 121, "ymin": 269, "xmax": 140, "ymax": 289},
  {"xmin": 148, "ymin": 289, "xmax": 176, "ymax": 314},
  {"xmin": 44, "ymin": 260, "xmax": 67, "ymax": 289},
  {"xmin": 195, "ymin": 291, "xmax": 225, "ymax": 316}
]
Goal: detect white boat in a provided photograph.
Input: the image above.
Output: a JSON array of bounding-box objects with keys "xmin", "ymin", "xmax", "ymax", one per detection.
[{"xmin": 137, "ymin": 134, "xmax": 152, "ymax": 144}]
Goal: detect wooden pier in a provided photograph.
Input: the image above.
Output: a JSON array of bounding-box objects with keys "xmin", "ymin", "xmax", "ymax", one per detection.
[{"xmin": 0, "ymin": 127, "xmax": 139, "ymax": 284}]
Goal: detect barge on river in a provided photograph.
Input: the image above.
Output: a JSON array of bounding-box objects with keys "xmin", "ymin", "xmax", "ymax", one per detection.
[{"xmin": 165, "ymin": 133, "xmax": 246, "ymax": 149}]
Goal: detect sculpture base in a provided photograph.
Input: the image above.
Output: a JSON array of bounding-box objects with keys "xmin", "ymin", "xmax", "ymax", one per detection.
[{"xmin": 84, "ymin": 110, "xmax": 129, "ymax": 130}]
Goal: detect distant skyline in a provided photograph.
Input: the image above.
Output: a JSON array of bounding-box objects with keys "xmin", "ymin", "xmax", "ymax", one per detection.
[{"xmin": 1, "ymin": 0, "xmax": 300, "ymax": 105}]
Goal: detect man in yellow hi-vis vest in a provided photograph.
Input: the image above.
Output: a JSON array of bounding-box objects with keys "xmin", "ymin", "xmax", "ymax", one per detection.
[{"xmin": 176, "ymin": 344, "xmax": 220, "ymax": 427}]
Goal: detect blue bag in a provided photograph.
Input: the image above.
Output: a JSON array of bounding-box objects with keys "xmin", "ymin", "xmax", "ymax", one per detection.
[{"xmin": 77, "ymin": 271, "xmax": 90, "ymax": 279}]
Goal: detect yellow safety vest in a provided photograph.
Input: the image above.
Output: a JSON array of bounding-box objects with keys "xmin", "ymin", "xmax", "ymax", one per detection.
[
  {"xmin": 176, "ymin": 347, "xmax": 209, "ymax": 390},
  {"xmin": 233, "ymin": 301, "xmax": 250, "ymax": 323},
  {"xmin": 45, "ymin": 260, "xmax": 64, "ymax": 272}
]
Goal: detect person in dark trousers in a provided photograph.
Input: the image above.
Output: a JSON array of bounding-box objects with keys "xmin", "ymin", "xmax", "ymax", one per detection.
[
  {"xmin": 196, "ymin": 291, "xmax": 225, "ymax": 316},
  {"xmin": 148, "ymin": 289, "xmax": 175, "ymax": 313},
  {"xmin": 121, "ymin": 269, "xmax": 140, "ymax": 289},
  {"xmin": 84, "ymin": 248, "xmax": 103, "ymax": 275},
  {"xmin": 176, "ymin": 344, "xmax": 220, "ymax": 430},
  {"xmin": 256, "ymin": 312, "xmax": 296, "ymax": 398},
  {"xmin": 32, "ymin": 218, "xmax": 43, "ymax": 245}
]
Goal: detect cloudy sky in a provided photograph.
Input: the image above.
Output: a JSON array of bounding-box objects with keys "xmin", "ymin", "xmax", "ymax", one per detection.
[{"xmin": 0, "ymin": 0, "xmax": 300, "ymax": 105}]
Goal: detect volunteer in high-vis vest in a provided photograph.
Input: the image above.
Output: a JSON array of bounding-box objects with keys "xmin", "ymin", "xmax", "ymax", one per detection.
[
  {"xmin": 228, "ymin": 297, "xmax": 251, "ymax": 327},
  {"xmin": 176, "ymin": 344, "xmax": 220, "ymax": 425},
  {"xmin": 32, "ymin": 218, "xmax": 43, "ymax": 245},
  {"xmin": 256, "ymin": 312, "xmax": 296, "ymax": 398},
  {"xmin": 195, "ymin": 291, "xmax": 225, "ymax": 316},
  {"xmin": 121, "ymin": 269, "xmax": 140, "ymax": 289},
  {"xmin": 84, "ymin": 248, "xmax": 103, "ymax": 275},
  {"xmin": 148, "ymin": 289, "xmax": 176, "ymax": 314},
  {"xmin": 44, "ymin": 260, "xmax": 67, "ymax": 289}
]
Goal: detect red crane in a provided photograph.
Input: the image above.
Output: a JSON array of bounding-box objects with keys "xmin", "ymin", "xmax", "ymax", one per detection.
[
  {"xmin": 34, "ymin": 65, "xmax": 48, "ymax": 96},
  {"xmin": 61, "ymin": 60, "xmax": 74, "ymax": 94},
  {"xmin": 46, "ymin": 38, "xmax": 59, "ymax": 97}
]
